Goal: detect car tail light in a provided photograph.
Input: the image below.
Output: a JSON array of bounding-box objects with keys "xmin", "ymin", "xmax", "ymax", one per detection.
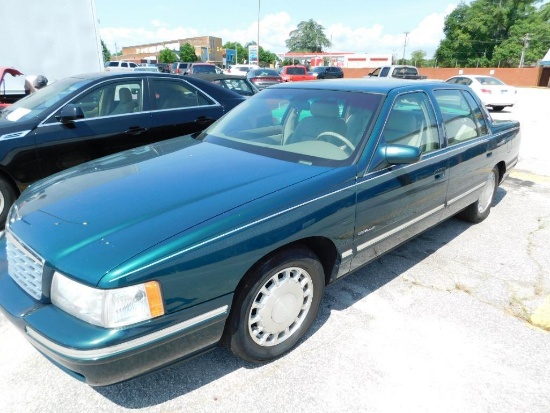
[
  {"xmin": 176, "ymin": 68, "xmax": 180, "ymax": 74},
  {"xmin": 480, "ymin": 88, "xmax": 492, "ymax": 94}
]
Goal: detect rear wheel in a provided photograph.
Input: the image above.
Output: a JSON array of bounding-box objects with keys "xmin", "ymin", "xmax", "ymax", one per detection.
[
  {"xmin": 458, "ymin": 166, "xmax": 499, "ymax": 223},
  {"xmin": 227, "ymin": 247, "xmax": 324, "ymax": 363},
  {"xmin": 0, "ymin": 178, "xmax": 17, "ymax": 228}
]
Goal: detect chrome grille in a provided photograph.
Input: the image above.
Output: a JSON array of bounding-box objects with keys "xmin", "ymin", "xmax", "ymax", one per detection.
[{"xmin": 6, "ymin": 232, "xmax": 44, "ymax": 300}]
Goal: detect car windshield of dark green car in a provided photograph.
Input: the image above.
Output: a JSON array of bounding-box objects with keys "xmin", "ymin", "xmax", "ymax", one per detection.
[
  {"xmin": 0, "ymin": 77, "xmax": 90, "ymax": 123},
  {"xmin": 201, "ymin": 87, "xmax": 383, "ymax": 167}
]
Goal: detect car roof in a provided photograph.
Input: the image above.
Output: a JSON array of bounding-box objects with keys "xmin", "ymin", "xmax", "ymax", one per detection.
[{"xmin": 268, "ymin": 78, "xmax": 447, "ymax": 93}]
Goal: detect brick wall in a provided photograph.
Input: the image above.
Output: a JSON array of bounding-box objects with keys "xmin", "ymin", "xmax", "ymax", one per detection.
[{"xmin": 342, "ymin": 67, "xmax": 546, "ymax": 87}]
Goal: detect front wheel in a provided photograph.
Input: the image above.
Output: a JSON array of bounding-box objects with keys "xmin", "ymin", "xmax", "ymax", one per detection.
[
  {"xmin": 227, "ymin": 247, "xmax": 325, "ymax": 363},
  {"xmin": 458, "ymin": 166, "xmax": 499, "ymax": 223}
]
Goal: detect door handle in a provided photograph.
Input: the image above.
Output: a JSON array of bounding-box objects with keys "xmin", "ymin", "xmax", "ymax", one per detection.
[
  {"xmin": 125, "ymin": 126, "xmax": 148, "ymax": 135},
  {"xmin": 195, "ymin": 116, "xmax": 215, "ymax": 126},
  {"xmin": 434, "ymin": 167, "xmax": 446, "ymax": 180}
]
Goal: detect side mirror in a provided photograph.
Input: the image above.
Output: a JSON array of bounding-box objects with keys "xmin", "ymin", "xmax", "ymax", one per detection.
[
  {"xmin": 56, "ymin": 104, "xmax": 85, "ymax": 123},
  {"xmin": 384, "ymin": 144, "xmax": 422, "ymax": 164}
]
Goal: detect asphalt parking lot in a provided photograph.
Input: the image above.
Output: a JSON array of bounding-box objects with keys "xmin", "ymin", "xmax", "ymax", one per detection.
[{"xmin": 1, "ymin": 87, "xmax": 549, "ymax": 413}]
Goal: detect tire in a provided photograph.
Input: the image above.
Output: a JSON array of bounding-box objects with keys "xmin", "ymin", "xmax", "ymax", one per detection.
[
  {"xmin": 227, "ymin": 247, "xmax": 325, "ymax": 363},
  {"xmin": 491, "ymin": 106, "xmax": 505, "ymax": 112},
  {"xmin": 458, "ymin": 166, "xmax": 499, "ymax": 223},
  {"xmin": 0, "ymin": 178, "xmax": 17, "ymax": 228}
]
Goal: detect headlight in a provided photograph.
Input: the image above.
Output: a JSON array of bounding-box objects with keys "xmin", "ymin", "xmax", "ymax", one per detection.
[{"xmin": 51, "ymin": 272, "xmax": 165, "ymax": 328}]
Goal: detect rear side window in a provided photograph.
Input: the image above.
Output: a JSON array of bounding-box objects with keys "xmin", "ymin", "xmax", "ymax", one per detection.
[
  {"xmin": 150, "ymin": 79, "xmax": 214, "ymax": 109},
  {"xmin": 434, "ymin": 89, "xmax": 486, "ymax": 145}
]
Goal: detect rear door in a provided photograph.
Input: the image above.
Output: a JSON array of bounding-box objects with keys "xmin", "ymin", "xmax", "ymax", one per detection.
[
  {"xmin": 432, "ymin": 88, "xmax": 493, "ymax": 213},
  {"xmin": 351, "ymin": 90, "xmax": 448, "ymax": 270}
]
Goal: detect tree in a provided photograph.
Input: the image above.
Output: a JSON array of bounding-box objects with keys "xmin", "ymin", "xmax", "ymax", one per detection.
[
  {"xmin": 179, "ymin": 43, "xmax": 199, "ymax": 62},
  {"xmin": 434, "ymin": 0, "xmax": 547, "ymax": 67},
  {"xmin": 158, "ymin": 48, "xmax": 178, "ymax": 63},
  {"xmin": 410, "ymin": 50, "xmax": 427, "ymax": 67},
  {"xmin": 101, "ymin": 40, "xmax": 111, "ymax": 63},
  {"xmin": 285, "ymin": 19, "xmax": 331, "ymax": 52}
]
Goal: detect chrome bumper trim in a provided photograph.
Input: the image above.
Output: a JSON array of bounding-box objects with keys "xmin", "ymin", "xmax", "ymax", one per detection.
[{"xmin": 26, "ymin": 305, "xmax": 228, "ymax": 361}]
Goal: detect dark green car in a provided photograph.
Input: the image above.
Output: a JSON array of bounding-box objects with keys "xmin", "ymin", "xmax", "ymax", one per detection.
[{"xmin": 0, "ymin": 79, "xmax": 520, "ymax": 386}]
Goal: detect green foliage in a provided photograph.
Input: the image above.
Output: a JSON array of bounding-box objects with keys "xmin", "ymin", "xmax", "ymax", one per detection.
[
  {"xmin": 410, "ymin": 50, "xmax": 427, "ymax": 67},
  {"xmin": 286, "ymin": 19, "xmax": 331, "ymax": 52},
  {"xmin": 101, "ymin": 40, "xmax": 111, "ymax": 63},
  {"xmin": 179, "ymin": 43, "xmax": 200, "ymax": 62},
  {"xmin": 158, "ymin": 48, "xmax": 178, "ymax": 63},
  {"xmin": 435, "ymin": 0, "xmax": 548, "ymax": 67}
]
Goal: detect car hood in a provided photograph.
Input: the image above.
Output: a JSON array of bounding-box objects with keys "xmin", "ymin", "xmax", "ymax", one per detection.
[{"xmin": 11, "ymin": 136, "xmax": 330, "ymax": 284}]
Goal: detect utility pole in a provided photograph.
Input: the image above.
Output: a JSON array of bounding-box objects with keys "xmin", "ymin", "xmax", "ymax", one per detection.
[
  {"xmin": 402, "ymin": 32, "xmax": 409, "ymax": 64},
  {"xmin": 519, "ymin": 34, "xmax": 530, "ymax": 68}
]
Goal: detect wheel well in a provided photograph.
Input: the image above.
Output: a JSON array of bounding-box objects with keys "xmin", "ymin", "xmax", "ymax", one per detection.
[
  {"xmin": 496, "ymin": 161, "xmax": 506, "ymax": 184},
  {"xmin": 0, "ymin": 169, "xmax": 21, "ymax": 196},
  {"xmin": 220, "ymin": 236, "xmax": 339, "ymax": 346}
]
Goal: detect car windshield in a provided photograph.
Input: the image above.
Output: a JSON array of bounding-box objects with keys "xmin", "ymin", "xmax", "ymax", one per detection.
[
  {"xmin": 0, "ymin": 77, "xmax": 90, "ymax": 123},
  {"xmin": 200, "ymin": 87, "xmax": 383, "ymax": 167},
  {"xmin": 475, "ymin": 76, "xmax": 505, "ymax": 86}
]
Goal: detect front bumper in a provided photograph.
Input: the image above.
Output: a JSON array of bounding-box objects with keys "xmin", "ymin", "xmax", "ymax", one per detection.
[{"xmin": 0, "ymin": 258, "xmax": 231, "ymax": 386}]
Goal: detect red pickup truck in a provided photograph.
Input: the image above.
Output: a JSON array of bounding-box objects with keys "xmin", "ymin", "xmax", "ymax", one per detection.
[{"xmin": 280, "ymin": 65, "xmax": 315, "ymax": 82}]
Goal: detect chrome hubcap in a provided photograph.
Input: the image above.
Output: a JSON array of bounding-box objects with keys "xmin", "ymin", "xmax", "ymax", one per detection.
[
  {"xmin": 477, "ymin": 170, "xmax": 496, "ymax": 214},
  {"xmin": 248, "ymin": 267, "xmax": 313, "ymax": 347}
]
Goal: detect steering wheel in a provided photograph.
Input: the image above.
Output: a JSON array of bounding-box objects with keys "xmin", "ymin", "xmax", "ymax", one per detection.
[{"xmin": 316, "ymin": 131, "xmax": 356, "ymax": 152}]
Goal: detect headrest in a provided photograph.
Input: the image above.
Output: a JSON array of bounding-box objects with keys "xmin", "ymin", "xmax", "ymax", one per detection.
[
  {"xmin": 119, "ymin": 88, "xmax": 132, "ymax": 103},
  {"xmin": 310, "ymin": 100, "xmax": 339, "ymax": 118}
]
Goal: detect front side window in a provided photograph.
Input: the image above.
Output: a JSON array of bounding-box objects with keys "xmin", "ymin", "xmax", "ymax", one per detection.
[
  {"xmin": 66, "ymin": 80, "xmax": 143, "ymax": 118},
  {"xmin": 201, "ymin": 87, "xmax": 383, "ymax": 166},
  {"xmin": 434, "ymin": 89, "xmax": 483, "ymax": 145},
  {"xmin": 380, "ymin": 92, "xmax": 440, "ymax": 153}
]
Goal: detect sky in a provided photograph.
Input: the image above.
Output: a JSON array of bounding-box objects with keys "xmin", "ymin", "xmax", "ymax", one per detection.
[{"xmin": 94, "ymin": 0, "xmax": 464, "ymax": 59}]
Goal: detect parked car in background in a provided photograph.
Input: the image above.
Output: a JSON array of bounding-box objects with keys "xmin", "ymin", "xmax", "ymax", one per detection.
[
  {"xmin": 192, "ymin": 74, "xmax": 259, "ymax": 97},
  {"xmin": 309, "ymin": 66, "xmax": 344, "ymax": 79},
  {"xmin": 134, "ymin": 66, "xmax": 160, "ymax": 72},
  {"xmin": 445, "ymin": 75, "xmax": 517, "ymax": 112},
  {"xmin": 0, "ymin": 72, "xmax": 245, "ymax": 227},
  {"xmin": 170, "ymin": 62, "xmax": 192, "ymax": 75},
  {"xmin": 189, "ymin": 63, "xmax": 221, "ymax": 74},
  {"xmin": 104, "ymin": 61, "xmax": 138, "ymax": 72},
  {"xmin": 156, "ymin": 63, "xmax": 170, "ymax": 73},
  {"xmin": 246, "ymin": 68, "xmax": 283, "ymax": 89},
  {"xmin": 0, "ymin": 67, "xmax": 25, "ymax": 108},
  {"xmin": 0, "ymin": 79, "xmax": 520, "ymax": 386},
  {"xmin": 279, "ymin": 65, "xmax": 316, "ymax": 82},
  {"xmin": 225, "ymin": 64, "xmax": 259, "ymax": 77},
  {"xmin": 366, "ymin": 65, "xmax": 426, "ymax": 80}
]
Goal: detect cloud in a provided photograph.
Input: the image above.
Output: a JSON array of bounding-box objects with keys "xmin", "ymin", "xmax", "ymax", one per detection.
[{"xmin": 100, "ymin": 6, "xmax": 455, "ymax": 58}]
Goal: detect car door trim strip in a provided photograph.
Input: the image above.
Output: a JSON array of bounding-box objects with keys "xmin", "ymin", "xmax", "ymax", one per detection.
[
  {"xmin": 25, "ymin": 305, "xmax": 229, "ymax": 361},
  {"xmin": 356, "ymin": 203, "xmax": 445, "ymax": 252}
]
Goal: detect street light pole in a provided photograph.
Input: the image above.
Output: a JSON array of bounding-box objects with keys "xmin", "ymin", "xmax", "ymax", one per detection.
[
  {"xmin": 402, "ymin": 32, "xmax": 409, "ymax": 64},
  {"xmin": 257, "ymin": 0, "xmax": 260, "ymax": 63}
]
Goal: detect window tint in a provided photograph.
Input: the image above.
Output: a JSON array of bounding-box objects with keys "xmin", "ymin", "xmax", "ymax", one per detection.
[
  {"xmin": 434, "ymin": 89, "xmax": 482, "ymax": 145},
  {"xmin": 68, "ymin": 81, "xmax": 143, "ymax": 118},
  {"xmin": 150, "ymin": 79, "xmax": 213, "ymax": 110},
  {"xmin": 380, "ymin": 92, "xmax": 440, "ymax": 153},
  {"xmin": 380, "ymin": 67, "xmax": 390, "ymax": 77}
]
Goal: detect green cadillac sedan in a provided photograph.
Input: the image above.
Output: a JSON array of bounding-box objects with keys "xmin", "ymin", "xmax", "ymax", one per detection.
[{"xmin": 0, "ymin": 79, "xmax": 520, "ymax": 385}]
